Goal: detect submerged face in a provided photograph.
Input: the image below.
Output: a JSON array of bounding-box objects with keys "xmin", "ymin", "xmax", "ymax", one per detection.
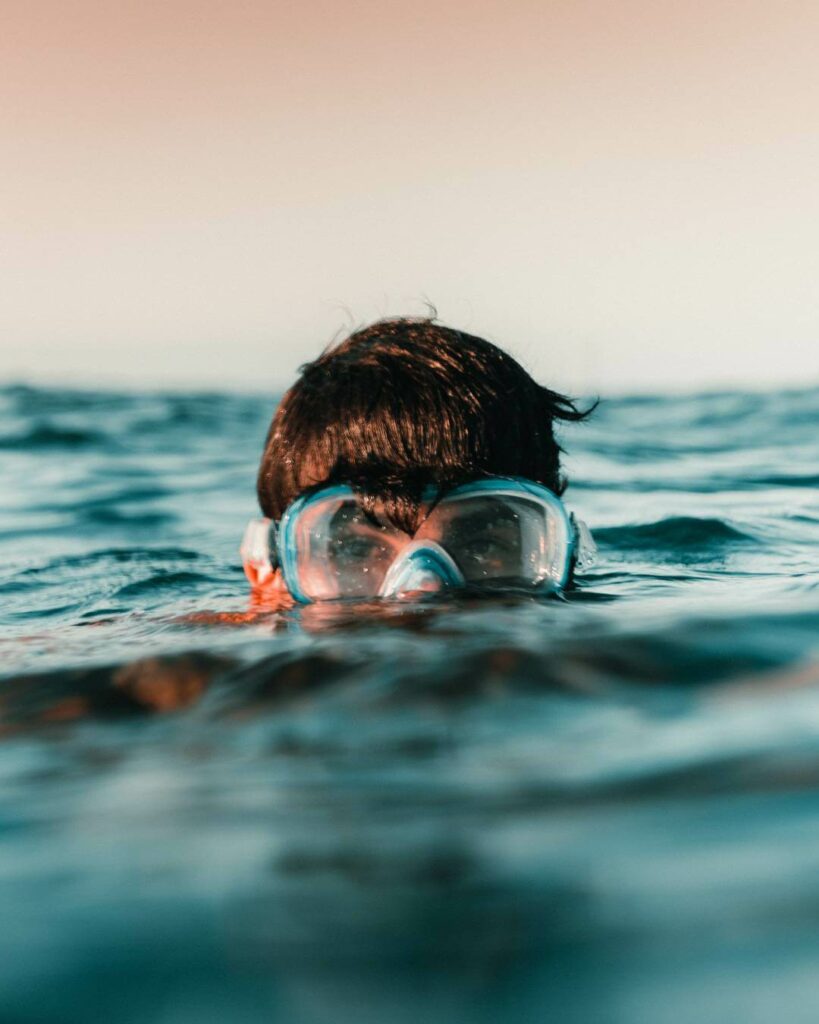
[{"xmin": 245, "ymin": 479, "xmax": 577, "ymax": 603}]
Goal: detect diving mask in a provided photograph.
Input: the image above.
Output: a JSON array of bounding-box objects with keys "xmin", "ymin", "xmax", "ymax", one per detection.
[{"xmin": 241, "ymin": 477, "xmax": 593, "ymax": 603}]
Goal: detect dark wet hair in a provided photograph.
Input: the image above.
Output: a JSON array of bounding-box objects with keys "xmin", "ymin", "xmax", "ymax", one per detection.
[{"xmin": 257, "ymin": 317, "xmax": 594, "ymax": 532}]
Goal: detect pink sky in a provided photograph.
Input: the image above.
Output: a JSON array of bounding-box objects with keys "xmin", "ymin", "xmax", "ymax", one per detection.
[{"xmin": 3, "ymin": 0, "xmax": 819, "ymax": 391}]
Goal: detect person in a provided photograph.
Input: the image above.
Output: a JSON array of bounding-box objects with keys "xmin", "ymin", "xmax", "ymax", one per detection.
[{"xmin": 242, "ymin": 317, "xmax": 594, "ymax": 603}]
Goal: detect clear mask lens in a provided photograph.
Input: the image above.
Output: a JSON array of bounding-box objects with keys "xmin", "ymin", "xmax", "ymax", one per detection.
[
  {"xmin": 416, "ymin": 493, "xmax": 555, "ymax": 584},
  {"xmin": 290, "ymin": 497, "xmax": 406, "ymax": 599}
]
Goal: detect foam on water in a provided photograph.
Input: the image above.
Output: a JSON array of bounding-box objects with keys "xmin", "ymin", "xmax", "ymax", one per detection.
[{"xmin": 2, "ymin": 383, "xmax": 819, "ymax": 1023}]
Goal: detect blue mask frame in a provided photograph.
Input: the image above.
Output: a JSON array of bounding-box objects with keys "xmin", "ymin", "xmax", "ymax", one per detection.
[{"xmin": 267, "ymin": 476, "xmax": 579, "ymax": 604}]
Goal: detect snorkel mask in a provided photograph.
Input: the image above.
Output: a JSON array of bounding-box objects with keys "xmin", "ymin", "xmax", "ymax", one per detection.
[{"xmin": 241, "ymin": 477, "xmax": 593, "ymax": 603}]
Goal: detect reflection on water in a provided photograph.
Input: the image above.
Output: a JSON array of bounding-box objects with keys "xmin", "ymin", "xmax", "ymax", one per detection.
[{"xmin": 2, "ymin": 384, "xmax": 819, "ymax": 1022}]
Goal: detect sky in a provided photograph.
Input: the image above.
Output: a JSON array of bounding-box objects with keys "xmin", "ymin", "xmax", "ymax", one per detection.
[{"xmin": 2, "ymin": 0, "xmax": 819, "ymax": 394}]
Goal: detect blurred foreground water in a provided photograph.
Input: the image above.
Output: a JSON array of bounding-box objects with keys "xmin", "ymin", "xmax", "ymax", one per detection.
[{"xmin": 2, "ymin": 383, "xmax": 819, "ymax": 1023}]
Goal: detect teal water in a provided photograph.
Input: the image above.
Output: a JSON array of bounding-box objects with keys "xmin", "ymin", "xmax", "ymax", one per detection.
[{"xmin": 2, "ymin": 384, "xmax": 819, "ymax": 1022}]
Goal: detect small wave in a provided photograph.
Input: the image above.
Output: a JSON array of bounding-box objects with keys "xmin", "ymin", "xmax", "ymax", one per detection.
[
  {"xmin": 0, "ymin": 424, "xmax": 110, "ymax": 449},
  {"xmin": 0, "ymin": 652, "xmax": 231, "ymax": 732},
  {"xmin": 14, "ymin": 548, "xmax": 201, "ymax": 578},
  {"xmin": 114, "ymin": 571, "xmax": 216, "ymax": 598},
  {"xmin": 752, "ymin": 473, "xmax": 819, "ymax": 488},
  {"xmin": 81, "ymin": 507, "xmax": 176, "ymax": 527},
  {"xmin": 74, "ymin": 485, "xmax": 172, "ymax": 508},
  {"xmin": 595, "ymin": 517, "xmax": 756, "ymax": 551}
]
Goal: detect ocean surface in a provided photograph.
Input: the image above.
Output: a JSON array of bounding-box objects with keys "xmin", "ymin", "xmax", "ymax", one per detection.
[{"xmin": 2, "ymin": 382, "xmax": 819, "ymax": 1023}]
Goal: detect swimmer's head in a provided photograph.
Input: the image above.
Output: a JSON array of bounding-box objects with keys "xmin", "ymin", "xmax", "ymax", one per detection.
[{"xmin": 257, "ymin": 316, "xmax": 592, "ymax": 540}]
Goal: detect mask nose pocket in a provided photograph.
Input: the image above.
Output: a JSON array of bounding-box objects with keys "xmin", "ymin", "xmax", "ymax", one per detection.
[{"xmin": 378, "ymin": 541, "xmax": 465, "ymax": 598}]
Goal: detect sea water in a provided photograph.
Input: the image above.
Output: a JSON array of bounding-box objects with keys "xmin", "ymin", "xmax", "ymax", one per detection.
[{"xmin": 1, "ymin": 383, "xmax": 819, "ymax": 1023}]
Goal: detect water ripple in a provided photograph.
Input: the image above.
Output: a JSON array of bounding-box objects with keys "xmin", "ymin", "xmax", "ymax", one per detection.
[{"xmin": 3, "ymin": 383, "xmax": 819, "ymax": 1023}]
